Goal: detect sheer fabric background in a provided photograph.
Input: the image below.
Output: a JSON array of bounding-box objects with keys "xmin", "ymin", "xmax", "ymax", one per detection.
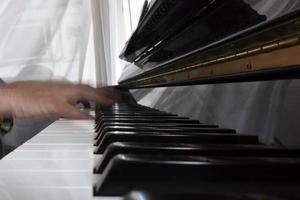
[
  {"xmin": 0, "ymin": 0, "xmax": 95, "ymax": 84},
  {"xmin": 90, "ymin": 0, "xmax": 145, "ymax": 85}
]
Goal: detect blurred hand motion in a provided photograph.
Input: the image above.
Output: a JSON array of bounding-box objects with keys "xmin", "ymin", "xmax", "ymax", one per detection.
[{"xmin": 0, "ymin": 81, "xmax": 119, "ymax": 119}]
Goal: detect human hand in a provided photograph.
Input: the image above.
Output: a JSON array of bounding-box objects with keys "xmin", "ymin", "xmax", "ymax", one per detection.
[{"xmin": 0, "ymin": 81, "xmax": 119, "ymax": 119}]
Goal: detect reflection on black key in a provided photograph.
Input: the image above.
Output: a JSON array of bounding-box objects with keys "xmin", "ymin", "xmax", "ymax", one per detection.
[
  {"xmin": 94, "ymin": 126, "xmax": 236, "ymax": 147},
  {"xmin": 94, "ymin": 154, "xmax": 300, "ymax": 196},
  {"xmin": 94, "ymin": 142, "xmax": 300, "ymax": 173},
  {"xmin": 98, "ymin": 113, "xmax": 177, "ymax": 117},
  {"xmin": 95, "ymin": 118, "xmax": 201, "ymax": 138},
  {"xmin": 94, "ymin": 131, "xmax": 259, "ymax": 154},
  {"xmin": 97, "ymin": 111, "xmax": 170, "ymax": 115},
  {"xmin": 99, "ymin": 116, "xmax": 189, "ymax": 120},
  {"xmin": 95, "ymin": 116, "xmax": 191, "ymax": 131},
  {"xmin": 123, "ymin": 191, "xmax": 300, "ymax": 200},
  {"xmin": 95, "ymin": 122, "xmax": 219, "ymax": 139}
]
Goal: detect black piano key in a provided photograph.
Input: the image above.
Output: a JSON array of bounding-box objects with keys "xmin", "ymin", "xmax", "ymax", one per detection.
[
  {"xmin": 97, "ymin": 113, "xmax": 178, "ymax": 117},
  {"xmin": 98, "ymin": 106, "xmax": 166, "ymax": 110},
  {"xmin": 94, "ymin": 126, "xmax": 236, "ymax": 146},
  {"xmin": 95, "ymin": 112, "xmax": 175, "ymax": 125},
  {"xmin": 94, "ymin": 112, "xmax": 175, "ymax": 129},
  {"xmin": 98, "ymin": 103, "xmax": 163, "ymax": 111},
  {"xmin": 101, "ymin": 126, "xmax": 233, "ymax": 134},
  {"xmin": 99, "ymin": 107, "xmax": 159, "ymax": 112},
  {"xmin": 97, "ymin": 117, "xmax": 190, "ymax": 124},
  {"xmin": 97, "ymin": 110, "xmax": 168, "ymax": 114},
  {"xmin": 99, "ymin": 110, "xmax": 161, "ymax": 114},
  {"xmin": 108, "ymin": 102, "xmax": 148, "ymax": 107},
  {"xmin": 95, "ymin": 118, "xmax": 201, "ymax": 134},
  {"xmin": 97, "ymin": 110, "xmax": 164, "ymax": 117},
  {"xmin": 98, "ymin": 122, "xmax": 218, "ymax": 129},
  {"xmin": 98, "ymin": 105, "xmax": 175, "ymax": 111},
  {"xmin": 123, "ymin": 191, "xmax": 300, "ymax": 200},
  {"xmin": 93, "ymin": 154, "xmax": 300, "ymax": 196},
  {"xmin": 94, "ymin": 142, "xmax": 300, "ymax": 174},
  {"xmin": 95, "ymin": 116, "xmax": 190, "ymax": 131},
  {"xmin": 95, "ymin": 122, "xmax": 219, "ymax": 139},
  {"xmin": 93, "ymin": 131, "xmax": 259, "ymax": 154},
  {"xmin": 96, "ymin": 118, "xmax": 200, "ymax": 125},
  {"xmin": 99, "ymin": 116, "xmax": 188, "ymax": 119}
]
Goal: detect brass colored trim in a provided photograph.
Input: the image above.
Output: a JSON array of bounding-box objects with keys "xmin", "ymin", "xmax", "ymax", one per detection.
[
  {"xmin": 247, "ymin": 48, "xmax": 261, "ymax": 54},
  {"xmin": 121, "ymin": 40, "xmax": 300, "ymax": 88},
  {"xmin": 120, "ymin": 13, "xmax": 300, "ymax": 87}
]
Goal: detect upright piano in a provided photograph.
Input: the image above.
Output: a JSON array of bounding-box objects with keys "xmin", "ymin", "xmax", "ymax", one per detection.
[{"xmin": 2, "ymin": 0, "xmax": 300, "ymax": 199}]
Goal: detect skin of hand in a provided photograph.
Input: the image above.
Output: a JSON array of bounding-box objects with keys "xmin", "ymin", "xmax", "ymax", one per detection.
[{"xmin": 0, "ymin": 81, "xmax": 120, "ymax": 119}]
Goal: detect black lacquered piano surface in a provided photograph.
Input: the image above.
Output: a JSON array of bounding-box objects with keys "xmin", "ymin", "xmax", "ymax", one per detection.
[
  {"xmin": 120, "ymin": 0, "xmax": 300, "ymax": 81},
  {"xmin": 103, "ymin": 0, "xmax": 300, "ymax": 198},
  {"xmin": 93, "ymin": 89, "xmax": 300, "ymax": 198}
]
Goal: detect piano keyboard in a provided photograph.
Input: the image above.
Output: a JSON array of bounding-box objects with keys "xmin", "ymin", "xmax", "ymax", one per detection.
[
  {"xmin": 1, "ymin": 90, "xmax": 300, "ymax": 200},
  {"xmin": 92, "ymin": 90, "xmax": 300, "ymax": 199},
  {"xmin": 0, "ymin": 119, "xmax": 120, "ymax": 200}
]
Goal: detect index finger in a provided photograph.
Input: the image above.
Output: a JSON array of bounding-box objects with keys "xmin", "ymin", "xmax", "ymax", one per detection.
[{"xmin": 71, "ymin": 85, "xmax": 117, "ymax": 106}]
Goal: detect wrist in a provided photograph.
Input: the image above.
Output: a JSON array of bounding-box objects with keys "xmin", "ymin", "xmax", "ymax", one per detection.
[
  {"xmin": 0, "ymin": 84, "xmax": 14, "ymax": 134},
  {"xmin": 0, "ymin": 84, "xmax": 13, "ymax": 117}
]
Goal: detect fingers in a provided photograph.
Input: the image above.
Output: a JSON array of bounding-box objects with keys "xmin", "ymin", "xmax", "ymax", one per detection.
[
  {"xmin": 70, "ymin": 84, "xmax": 120, "ymax": 106},
  {"xmin": 97, "ymin": 86, "xmax": 121, "ymax": 101},
  {"xmin": 0, "ymin": 81, "xmax": 121, "ymax": 120},
  {"xmin": 58, "ymin": 103, "xmax": 94, "ymax": 120}
]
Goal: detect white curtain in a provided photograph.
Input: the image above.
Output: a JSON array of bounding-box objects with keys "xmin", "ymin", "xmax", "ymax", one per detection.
[
  {"xmin": 0, "ymin": 0, "xmax": 94, "ymax": 84},
  {"xmin": 91, "ymin": 0, "xmax": 124, "ymax": 86},
  {"xmin": 90, "ymin": 0, "xmax": 145, "ymax": 86}
]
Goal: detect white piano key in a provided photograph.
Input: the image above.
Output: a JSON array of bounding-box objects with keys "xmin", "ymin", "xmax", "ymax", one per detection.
[
  {"xmin": 53, "ymin": 120, "xmax": 94, "ymax": 126},
  {"xmin": 0, "ymin": 171, "xmax": 93, "ymax": 187},
  {"xmin": 4, "ymin": 150, "xmax": 92, "ymax": 160},
  {"xmin": 36, "ymin": 134, "xmax": 93, "ymax": 137},
  {"xmin": 6, "ymin": 151, "xmax": 101, "ymax": 160},
  {"xmin": 26, "ymin": 136, "xmax": 93, "ymax": 144},
  {"xmin": 0, "ymin": 159, "xmax": 92, "ymax": 170},
  {"xmin": 17, "ymin": 144, "xmax": 93, "ymax": 151},
  {"xmin": 0, "ymin": 187, "xmax": 120, "ymax": 200},
  {"xmin": 0, "ymin": 119, "xmax": 111, "ymax": 200},
  {"xmin": 40, "ymin": 131, "xmax": 94, "ymax": 134}
]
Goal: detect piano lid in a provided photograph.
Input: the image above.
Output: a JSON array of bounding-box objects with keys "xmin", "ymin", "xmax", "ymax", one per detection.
[{"xmin": 119, "ymin": 0, "xmax": 300, "ymax": 88}]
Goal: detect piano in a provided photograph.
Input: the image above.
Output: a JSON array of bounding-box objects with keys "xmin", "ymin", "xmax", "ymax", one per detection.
[{"xmin": 2, "ymin": 0, "xmax": 300, "ymax": 199}]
